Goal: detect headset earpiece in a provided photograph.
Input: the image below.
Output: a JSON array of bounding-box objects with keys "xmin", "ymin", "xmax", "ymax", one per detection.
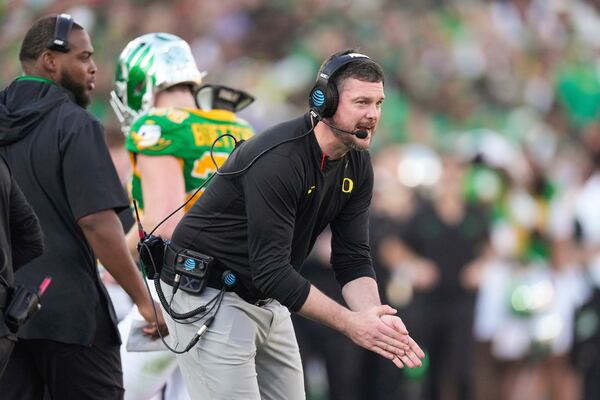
[
  {"xmin": 309, "ymin": 75, "xmax": 339, "ymax": 119},
  {"xmin": 309, "ymin": 86, "xmax": 326, "ymax": 118},
  {"xmin": 308, "ymin": 52, "xmax": 372, "ymax": 120},
  {"xmin": 47, "ymin": 13, "xmax": 74, "ymax": 53},
  {"xmin": 322, "ymin": 82, "xmax": 339, "ymax": 118}
]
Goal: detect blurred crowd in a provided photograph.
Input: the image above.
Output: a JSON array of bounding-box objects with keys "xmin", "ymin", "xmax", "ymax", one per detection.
[
  {"xmin": 2, "ymin": 0, "xmax": 600, "ymax": 144},
  {"xmin": 294, "ymin": 134, "xmax": 600, "ymax": 400},
  {"xmin": 4, "ymin": 0, "xmax": 600, "ymax": 399}
]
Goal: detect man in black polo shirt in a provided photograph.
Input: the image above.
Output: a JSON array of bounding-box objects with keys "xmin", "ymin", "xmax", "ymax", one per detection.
[
  {"xmin": 0, "ymin": 14, "xmax": 166, "ymax": 399},
  {"xmin": 161, "ymin": 49, "xmax": 424, "ymax": 399}
]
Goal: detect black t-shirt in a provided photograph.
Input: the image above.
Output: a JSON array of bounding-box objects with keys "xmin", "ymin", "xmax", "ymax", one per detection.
[
  {"xmin": 173, "ymin": 114, "xmax": 376, "ymax": 311},
  {"xmin": 0, "ymin": 79, "xmax": 129, "ymax": 345},
  {"xmin": 369, "ymin": 212, "xmax": 404, "ymax": 303},
  {"xmin": 401, "ymin": 200, "xmax": 489, "ymax": 303}
]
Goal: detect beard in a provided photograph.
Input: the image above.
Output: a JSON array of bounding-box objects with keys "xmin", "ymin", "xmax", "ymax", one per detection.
[
  {"xmin": 329, "ymin": 117, "xmax": 372, "ymax": 152},
  {"xmin": 59, "ymin": 70, "xmax": 91, "ymax": 108},
  {"xmin": 333, "ymin": 129, "xmax": 367, "ymax": 152}
]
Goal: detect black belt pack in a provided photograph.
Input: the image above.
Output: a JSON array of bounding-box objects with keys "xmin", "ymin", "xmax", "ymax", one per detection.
[
  {"xmin": 163, "ymin": 245, "xmax": 215, "ymax": 294},
  {"xmin": 1, "ymin": 284, "xmax": 42, "ymax": 334},
  {"xmin": 161, "ymin": 245, "xmax": 271, "ymax": 306}
]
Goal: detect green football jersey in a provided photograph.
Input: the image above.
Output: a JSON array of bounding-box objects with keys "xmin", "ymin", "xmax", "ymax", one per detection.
[{"xmin": 125, "ymin": 107, "xmax": 254, "ymax": 211}]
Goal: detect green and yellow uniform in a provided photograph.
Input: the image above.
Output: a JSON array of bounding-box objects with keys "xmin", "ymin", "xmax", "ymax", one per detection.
[{"xmin": 125, "ymin": 107, "xmax": 254, "ymax": 211}]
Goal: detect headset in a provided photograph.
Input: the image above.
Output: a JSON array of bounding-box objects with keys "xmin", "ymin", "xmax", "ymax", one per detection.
[
  {"xmin": 46, "ymin": 13, "xmax": 74, "ymax": 53},
  {"xmin": 308, "ymin": 52, "xmax": 372, "ymax": 120}
]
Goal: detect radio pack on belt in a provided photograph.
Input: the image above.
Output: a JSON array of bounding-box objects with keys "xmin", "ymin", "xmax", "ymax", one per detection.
[
  {"xmin": 131, "ymin": 201, "xmax": 226, "ymax": 355},
  {"xmin": 3, "ymin": 277, "xmax": 52, "ymax": 334},
  {"xmin": 160, "ymin": 245, "xmax": 215, "ymax": 294},
  {"xmin": 174, "ymin": 249, "xmax": 214, "ymax": 281},
  {"xmin": 138, "ymin": 234, "xmax": 166, "ymax": 279}
]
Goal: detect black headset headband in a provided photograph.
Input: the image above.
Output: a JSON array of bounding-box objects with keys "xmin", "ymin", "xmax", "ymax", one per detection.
[
  {"xmin": 309, "ymin": 52, "xmax": 372, "ymax": 119},
  {"xmin": 315, "ymin": 52, "xmax": 371, "ymax": 89},
  {"xmin": 47, "ymin": 13, "xmax": 74, "ymax": 53}
]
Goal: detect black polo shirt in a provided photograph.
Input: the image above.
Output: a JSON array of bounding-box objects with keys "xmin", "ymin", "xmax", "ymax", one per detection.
[{"xmin": 173, "ymin": 114, "xmax": 376, "ymax": 311}]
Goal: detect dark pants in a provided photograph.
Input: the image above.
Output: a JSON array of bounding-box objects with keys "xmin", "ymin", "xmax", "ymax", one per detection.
[
  {"xmin": 0, "ymin": 336, "xmax": 15, "ymax": 377},
  {"xmin": 0, "ymin": 338, "xmax": 123, "ymax": 399},
  {"xmin": 293, "ymin": 315, "xmax": 369, "ymax": 400},
  {"xmin": 379, "ymin": 297, "xmax": 475, "ymax": 400},
  {"xmin": 0, "ymin": 306, "xmax": 124, "ymax": 400},
  {"xmin": 583, "ymin": 359, "xmax": 600, "ymax": 400}
]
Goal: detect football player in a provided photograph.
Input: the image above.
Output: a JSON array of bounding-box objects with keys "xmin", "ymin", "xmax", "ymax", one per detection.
[{"xmin": 110, "ymin": 32, "xmax": 254, "ymax": 400}]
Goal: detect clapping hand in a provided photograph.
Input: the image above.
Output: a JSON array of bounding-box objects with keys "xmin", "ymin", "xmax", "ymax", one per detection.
[
  {"xmin": 380, "ymin": 314, "xmax": 424, "ymax": 368},
  {"xmin": 344, "ymin": 305, "xmax": 420, "ymax": 366}
]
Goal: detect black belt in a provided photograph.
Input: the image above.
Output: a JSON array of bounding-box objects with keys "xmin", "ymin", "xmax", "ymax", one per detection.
[{"xmin": 161, "ymin": 245, "xmax": 272, "ymax": 307}]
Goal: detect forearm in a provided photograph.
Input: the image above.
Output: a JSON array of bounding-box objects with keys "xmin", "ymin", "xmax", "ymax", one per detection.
[
  {"xmin": 298, "ymin": 284, "xmax": 353, "ymax": 334},
  {"xmin": 342, "ymin": 276, "xmax": 381, "ymax": 311},
  {"xmin": 299, "ymin": 281, "xmax": 416, "ymax": 366},
  {"xmin": 296, "ymin": 277, "xmax": 382, "ymax": 326},
  {"xmin": 78, "ymin": 210, "xmax": 151, "ymax": 307},
  {"xmin": 125, "ymin": 225, "xmax": 140, "ymax": 260}
]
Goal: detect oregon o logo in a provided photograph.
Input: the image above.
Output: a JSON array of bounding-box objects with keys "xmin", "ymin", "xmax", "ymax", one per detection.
[{"xmin": 342, "ymin": 178, "xmax": 354, "ymax": 193}]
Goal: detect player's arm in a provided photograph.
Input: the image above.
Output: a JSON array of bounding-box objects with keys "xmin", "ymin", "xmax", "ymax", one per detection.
[
  {"xmin": 62, "ymin": 117, "xmax": 166, "ymax": 335},
  {"xmin": 125, "ymin": 155, "xmax": 186, "ymax": 257},
  {"xmin": 78, "ymin": 209, "xmax": 167, "ymax": 336}
]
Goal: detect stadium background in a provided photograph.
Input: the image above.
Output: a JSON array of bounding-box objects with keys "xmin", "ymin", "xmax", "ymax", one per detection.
[{"xmin": 3, "ymin": 1, "xmax": 600, "ymax": 400}]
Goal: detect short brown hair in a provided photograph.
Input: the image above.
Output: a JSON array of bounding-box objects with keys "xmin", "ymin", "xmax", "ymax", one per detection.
[{"xmin": 319, "ymin": 49, "xmax": 385, "ymax": 90}]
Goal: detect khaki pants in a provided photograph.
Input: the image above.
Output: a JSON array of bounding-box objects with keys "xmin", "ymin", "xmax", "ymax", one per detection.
[{"xmin": 162, "ymin": 283, "xmax": 305, "ymax": 400}]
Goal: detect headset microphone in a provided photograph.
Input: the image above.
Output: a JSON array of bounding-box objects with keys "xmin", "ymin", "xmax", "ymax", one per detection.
[
  {"xmin": 310, "ymin": 110, "xmax": 369, "ymax": 139},
  {"xmin": 321, "ymin": 118, "xmax": 369, "ymax": 139}
]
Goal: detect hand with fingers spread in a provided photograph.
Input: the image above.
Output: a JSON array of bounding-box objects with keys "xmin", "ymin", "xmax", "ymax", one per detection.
[
  {"xmin": 342, "ymin": 305, "xmax": 412, "ymax": 363},
  {"xmin": 380, "ymin": 314, "xmax": 425, "ymax": 368}
]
